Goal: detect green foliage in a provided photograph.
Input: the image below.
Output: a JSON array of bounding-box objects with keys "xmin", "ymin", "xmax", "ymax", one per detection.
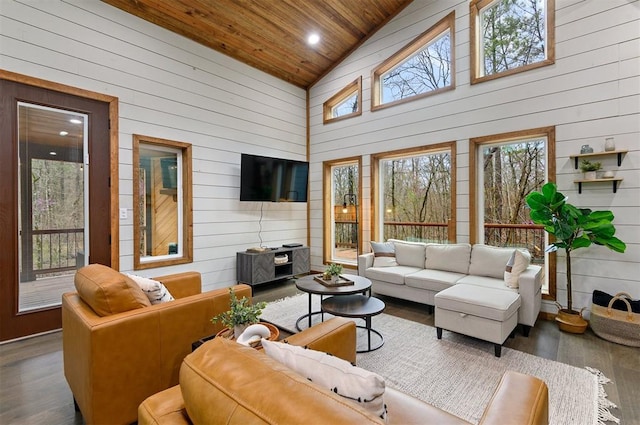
[
  {"xmin": 211, "ymin": 288, "xmax": 267, "ymax": 329},
  {"xmin": 526, "ymin": 182, "xmax": 626, "ymax": 311},
  {"xmin": 325, "ymin": 263, "xmax": 343, "ymax": 276},
  {"xmin": 579, "ymin": 160, "xmax": 601, "ymax": 172}
]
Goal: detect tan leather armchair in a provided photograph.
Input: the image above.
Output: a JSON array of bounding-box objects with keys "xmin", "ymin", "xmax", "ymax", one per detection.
[{"xmin": 62, "ymin": 265, "xmax": 252, "ymax": 425}]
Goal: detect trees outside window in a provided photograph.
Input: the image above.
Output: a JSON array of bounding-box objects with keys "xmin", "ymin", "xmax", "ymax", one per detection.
[
  {"xmin": 372, "ymin": 12, "xmax": 455, "ymax": 110},
  {"xmin": 323, "ymin": 77, "xmax": 362, "ymax": 124},
  {"xmin": 471, "ymin": 0, "xmax": 555, "ymax": 84},
  {"xmin": 373, "ymin": 144, "xmax": 456, "ymax": 243},
  {"xmin": 470, "ymin": 127, "xmax": 556, "ymax": 297},
  {"xmin": 323, "ymin": 159, "xmax": 360, "ymax": 265}
]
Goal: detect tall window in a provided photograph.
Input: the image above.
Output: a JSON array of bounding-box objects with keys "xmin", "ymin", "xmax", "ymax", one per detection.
[
  {"xmin": 323, "ymin": 77, "xmax": 362, "ymax": 124},
  {"xmin": 133, "ymin": 135, "xmax": 193, "ymax": 270},
  {"xmin": 323, "ymin": 159, "xmax": 360, "ymax": 266},
  {"xmin": 372, "ymin": 12, "xmax": 455, "ymax": 110},
  {"xmin": 372, "ymin": 143, "xmax": 456, "ymax": 243},
  {"xmin": 470, "ymin": 0, "xmax": 555, "ymax": 84},
  {"xmin": 470, "ymin": 127, "xmax": 556, "ymax": 297}
]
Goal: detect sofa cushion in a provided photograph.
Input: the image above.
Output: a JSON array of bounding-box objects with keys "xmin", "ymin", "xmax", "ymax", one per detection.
[
  {"xmin": 391, "ymin": 240, "xmax": 427, "ymax": 268},
  {"xmin": 404, "ymin": 269, "xmax": 465, "ymax": 292},
  {"xmin": 74, "ymin": 264, "xmax": 151, "ymax": 316},
  {"xmin": 262, "ymin": 339, "xmax": 386, "ymax": 419},
  {"xmin": 370, "ymin": 241, "xmax": 398, "ymax": 267},
  {"xmin": 365, "ymin": 266, "xmax": 423, "ymax": 285},
  {"xmin": 180, "ymin": 338, "xmax": 382, "ymax": 424},
  {"xmin": 504, "ymin": 249, "xmax": 532, "ymax": 289},
  {"xmin": 424, "ymin": 243, "xmax": 472, "ymax": 274},
  {"xmin": 457, "ymin": 275, "xmax": 518, "ymax": 293},
  {"xmin": 468, "ymin": 245, "xmax": 515, "ymax": 279},
  {"xmin": 435, "ymin": 284, "xmax": 521, "ymax": 322},
  {"xmin": 125, "ymin": 273, "xmax": 175, "ymax": 304}
]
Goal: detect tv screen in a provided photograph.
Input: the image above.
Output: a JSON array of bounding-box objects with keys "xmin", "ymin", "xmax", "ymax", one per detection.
[{"xmin": 240, "ymin": 154, "xmax": 308, "ymax": 202}]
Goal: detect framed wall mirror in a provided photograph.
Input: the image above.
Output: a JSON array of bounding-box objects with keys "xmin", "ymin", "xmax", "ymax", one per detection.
[{"xmin": 133, "ymin": 135, "xmax": 192, "ymax": 269}]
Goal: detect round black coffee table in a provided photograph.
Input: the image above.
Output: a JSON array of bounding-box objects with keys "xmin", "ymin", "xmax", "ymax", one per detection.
[
  {"xmin": 295, "ymin": 274, "xmax": 371, "ymax": 331},
  {"xmin": 321, "ymin": 295, "xmax": 385, "ymax": 353}
]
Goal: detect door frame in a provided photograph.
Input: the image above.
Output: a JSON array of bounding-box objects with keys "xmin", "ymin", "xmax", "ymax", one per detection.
[{"xmin": 0, "ymin": 70, "xmax": 119, "ymax": 341}]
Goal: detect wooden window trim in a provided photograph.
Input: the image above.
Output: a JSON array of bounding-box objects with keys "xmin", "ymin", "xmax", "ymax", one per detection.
[
  {"xmin": 470, "ymin": 0, "xmax": 556, "ymax": 85},
  {"xmin": 133, "ymin": 135, "xmax": 193, "ymax": 270},
  {"xmin": 371, "ymin": 12, "xmax": 455, "ymax": 112},
  {"xmin": 469, "ymin": 126, "xmax": 556, "ymax": 301},
  {"xmin": 323, "ymin": 157, "xmax": 362, "ymax": 269},
  {"xmin": 371, "ymin": 142, "xmax": 457, "ymax": 244},
  {"xmin": 323, "ymin": 77, "xmax": 362, "ymax": 124}
]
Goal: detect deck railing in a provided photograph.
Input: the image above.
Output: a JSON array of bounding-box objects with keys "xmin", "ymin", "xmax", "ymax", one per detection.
[
  {"xmin": 335, "ymin": 221, "xmax": 545, "ymax": 264},
  {"xmin": 29, "ymin": 228, "xmax": 84, "ymax": 277}
]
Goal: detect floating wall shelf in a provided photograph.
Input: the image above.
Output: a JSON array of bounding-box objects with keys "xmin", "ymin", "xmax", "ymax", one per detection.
[{"xmin": 570, "ymin": 150, "xmax": 627, "ymax": 193}]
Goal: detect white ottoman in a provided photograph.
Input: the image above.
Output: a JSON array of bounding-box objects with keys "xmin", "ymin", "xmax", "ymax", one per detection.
[{"xmin": 434, "ymin": 284, "xmax": 521, "ymax": 357}]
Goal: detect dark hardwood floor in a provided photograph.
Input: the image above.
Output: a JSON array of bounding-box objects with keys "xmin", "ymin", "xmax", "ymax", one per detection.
[{"xmin": 1, "ymin": 280, "xmax": 638, "ymax": 424}]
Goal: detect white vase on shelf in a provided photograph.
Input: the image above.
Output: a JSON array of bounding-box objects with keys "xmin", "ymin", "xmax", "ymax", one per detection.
[
  {"xmin": 604, "ymin": 137, "xmax": 615, "ymax": 152},
  {"xmin": 584, "ymin": 171, "xmax": 597, "ymax": 180}
]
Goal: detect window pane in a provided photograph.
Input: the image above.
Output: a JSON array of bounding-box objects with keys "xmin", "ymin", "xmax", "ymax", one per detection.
[
  {"xmin": 382, "ymin": 30, "xmax": 451, "ymax": 104},
  {"xmin": 481, "ymin": 138, "xmax": 548, "ymax": 289},
  {"xmin": 480, "ymin": 0, "xmax": 546, "ymax": 76},
  {"xmin": 332, "ymin": 92, "xmax": 359, "ymax": 118},
  {"xmin": 380, "ymin": 152, "xmax": 451, "ymax": 242},
  {"xmin": 332, "ymin": 164, "xmax": 358, "ymax": 263}
]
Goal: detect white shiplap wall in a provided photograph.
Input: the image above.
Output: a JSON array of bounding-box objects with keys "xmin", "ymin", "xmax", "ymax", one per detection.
[
  {"xmin": 309, "ymin": 0, "xmax": 640, "ymax": 314},
  {"xmin": 0, "ymin": 0, "xmax": 307, "ymax": 290}
]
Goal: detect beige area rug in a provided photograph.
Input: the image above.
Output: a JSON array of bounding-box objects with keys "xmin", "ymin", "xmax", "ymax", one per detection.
[{"xmin": 261, "ymin": 294, "xmax": 619, "ymax": 425}]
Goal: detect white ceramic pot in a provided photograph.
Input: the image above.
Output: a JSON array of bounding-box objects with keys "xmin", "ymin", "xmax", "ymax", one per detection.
[
  {"xmin": 584, "ymin": 171, "xmax": 597, "ymax": 180},
  {"xmin": 604, "ymin": 138, "xmax": 615, "ymax": 152}
]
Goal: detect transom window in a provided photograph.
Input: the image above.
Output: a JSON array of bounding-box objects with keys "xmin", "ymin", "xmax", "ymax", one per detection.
[
  {"xmin": 323, "ymin": 77, "xmax": 362, "ymax": 124},
  {"xmin": 372, "ymin": 12, "xmax": 455, "ymax": 111},
  {"xmin": 470, "ymin": 0, "xmax": 555, "ymax": 84}
]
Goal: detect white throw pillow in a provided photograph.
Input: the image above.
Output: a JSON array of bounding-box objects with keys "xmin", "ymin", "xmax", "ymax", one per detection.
[
  {"xmin": 262, "ymin": 339, "xmax": 386, "ymax": 420},
  {"xmin": 468, "ymin": 245, "xmax": 516, "ymax": 279},
  {"xmin": 370, "ymin": 241, "xmax": 398, "ymax": 267},
  {"xmin": 424, "ymin": 243, "xmax": 471, "ymax": 274},
  {"xmin": 504, "ymin": 249, "xmax": 532, "ymax": 288},
  {"xmin": 391, "ymin": 240, "xmax": 426, "ymax": 268},
  {"xmin": 125, "ymin": 273, "xmax": 175, "ymax": 304}
]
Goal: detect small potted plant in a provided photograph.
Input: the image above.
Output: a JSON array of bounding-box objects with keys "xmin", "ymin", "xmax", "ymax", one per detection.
[
  {"xmin": 211, "ymin": 288, "xmax": 267, "ymax": 338},
  {"xmin": 323, "ymin": 263, "xmax": 343, "ymax": 282},
  {"xmin": 579, "ymin": 160, "xmax": 601, "ymax": 180}
]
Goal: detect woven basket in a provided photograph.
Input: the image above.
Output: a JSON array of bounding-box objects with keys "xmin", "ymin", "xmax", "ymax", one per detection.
[{"xmin": 590, "ymin": 292, "xmax": 640, "ymax": 347}]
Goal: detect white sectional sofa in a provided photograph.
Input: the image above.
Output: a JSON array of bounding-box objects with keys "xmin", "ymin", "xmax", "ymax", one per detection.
[{"xmin": 358, "ymin": 240, "xmax": 543, "ymax": 335}]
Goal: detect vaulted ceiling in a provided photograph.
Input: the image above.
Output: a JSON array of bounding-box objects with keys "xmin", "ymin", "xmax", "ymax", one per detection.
[{"xmin": 101, "ymin": 0, "xmax": 413, "ymax": 88}]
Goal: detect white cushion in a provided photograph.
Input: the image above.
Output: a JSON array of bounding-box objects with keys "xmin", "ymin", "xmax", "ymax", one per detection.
[
  {"xmin": 391, "ymin": 240, "xmax": 426, "ymax": 268},
  {"xmin": 424, "ymin": 243, "xmax": 471, "ymax": 274},
  {"xmin": 370, "ymin": 241, "xmax": 398, "ymax": 267},
  {"xmin": 365, "ymin": 265, "xmax": 421, "ymax": 285},
  {"xmin": 262, "ymin": 339, "xmax": 386, "ymax": 419},
  {"xmin": 468, "ymin": 245, "xmax": 515, "ymax": 279},
  {"xmin": 125, "ymin": 273, "xmax": 175, "ymax": 304},
  {"xmin": 504, "ymin": 249, "xmax": 532, "ymax": 288}
]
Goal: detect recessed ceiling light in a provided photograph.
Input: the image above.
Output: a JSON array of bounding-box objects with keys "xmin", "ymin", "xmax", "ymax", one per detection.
[
  {"xmin": 59, "ymin": 131, "xmax": 69, "ymax": 136},
  {"xmin": 49, "ymin": 151, "xmax": 57, "ymax": 156},
  {"xmin": 308, "ymin": 33, "xmax": 320, "ymax": 45},
  {"xmin": 69, "ymin": 118, "xmax": 82, "ymax": 124}
]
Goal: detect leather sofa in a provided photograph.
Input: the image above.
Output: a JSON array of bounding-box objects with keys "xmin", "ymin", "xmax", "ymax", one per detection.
[
  {"xmin": 62, "ymin": 264, "xmax": 252, "ymax": 425},
  {"xmin": 138, "ymin": 318, "xmax": 549, "ymax": 425},
  {"xmin": 359, "ymin": 241, "xmax": 543, "ymax": 335}
]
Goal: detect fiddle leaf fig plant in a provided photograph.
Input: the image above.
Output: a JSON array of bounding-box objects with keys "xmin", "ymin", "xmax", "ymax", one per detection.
[{"xmin": 526, "ymin": 182, "xmax": 626, "ymax": 313}]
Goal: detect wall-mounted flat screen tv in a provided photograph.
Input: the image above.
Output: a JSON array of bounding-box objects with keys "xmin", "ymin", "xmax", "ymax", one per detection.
[{"xmin": 240, "ymin": 153, "xmax": 309, "ymax": 202}]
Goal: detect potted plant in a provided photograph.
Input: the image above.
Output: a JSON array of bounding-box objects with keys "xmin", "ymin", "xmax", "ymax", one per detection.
[
  {"xmin": 211, "ymin": 288, "xmax": 267, "ymax": 338},
  {"xmin": 526, "ymin": 182, "xmax": 626, "ymax": 333},
  {"xmin": 579, "ymin": 160, "xmax": 601, "ymax": 180},
  {"xmin": 323, "ymin": 263, "xmax": 343, "ymax": 282}
]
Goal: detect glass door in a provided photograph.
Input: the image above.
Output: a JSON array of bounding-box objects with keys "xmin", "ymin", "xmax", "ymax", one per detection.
[{"xmin": 17, "ymin": 103, "xmax": 88, "ymax": 312}]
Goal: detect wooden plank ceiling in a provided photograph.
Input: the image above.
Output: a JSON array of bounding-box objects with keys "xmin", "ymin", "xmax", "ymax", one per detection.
[{"xmin": 101, "ymin": 0, "xmax": 413, "ymax": 88}]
